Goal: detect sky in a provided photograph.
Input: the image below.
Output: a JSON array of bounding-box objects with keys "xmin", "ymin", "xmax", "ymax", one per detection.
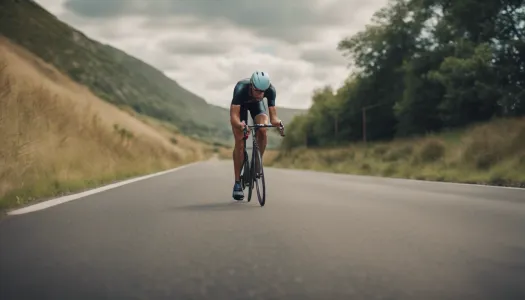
[{"xmin": 34, "ymin": 0, "xmax": 389, "ymax": 109}]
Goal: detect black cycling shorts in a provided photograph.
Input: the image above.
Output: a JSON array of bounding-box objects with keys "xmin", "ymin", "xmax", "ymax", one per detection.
[{"xmin": 240, "ymin": 101, "xmax": 267, "ymax": 123}]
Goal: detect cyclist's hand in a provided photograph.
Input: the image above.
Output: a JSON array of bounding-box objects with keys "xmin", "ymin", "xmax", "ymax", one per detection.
[
  {"xmin": 239, "ymin": 120, "xmax": 247, "ymax": 130},
  {"xmin": 239, "ymin": 121, "xmax": 249, "ymax": 138},
  {"xmin": 278, "ymin": 121, "xmax": 285, "ymax": 137}
]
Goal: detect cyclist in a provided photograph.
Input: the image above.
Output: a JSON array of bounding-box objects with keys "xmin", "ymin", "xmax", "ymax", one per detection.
[{"xmin": 229, "ymin": 71, "xmax": 285, "ymax": 200}]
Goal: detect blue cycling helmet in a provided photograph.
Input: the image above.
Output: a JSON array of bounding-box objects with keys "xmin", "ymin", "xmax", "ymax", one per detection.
[{"xmin": 250, "ymin": 71, "xmax": 271, "ymax": 91}]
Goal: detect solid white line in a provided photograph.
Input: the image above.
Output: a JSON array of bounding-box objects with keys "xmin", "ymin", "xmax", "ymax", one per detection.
[{"xmin": 7, "ymin": 161, "xmax": 202, "ymax": 216}]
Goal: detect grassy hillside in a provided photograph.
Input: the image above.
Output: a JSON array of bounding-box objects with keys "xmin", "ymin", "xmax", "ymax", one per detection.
[
  {"xmin": 0, "ymin": 0, "xmax": 305, "ymax": 148},
  {"xmin": 0, "ymin": 0, "xmax": 229, "ymax": 142},
  {"xmin": 270, "ymin": 117, "xmax": 525, "ymax": 187},
  {"xmin": 0, "ymin": 37, "xmax": 213, "ymax": 212}
]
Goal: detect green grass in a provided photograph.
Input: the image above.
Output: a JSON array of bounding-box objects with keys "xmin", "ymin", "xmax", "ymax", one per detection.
[{"xmin": 269, "ymin": 117, "xmax": 525, "ymax": 187}]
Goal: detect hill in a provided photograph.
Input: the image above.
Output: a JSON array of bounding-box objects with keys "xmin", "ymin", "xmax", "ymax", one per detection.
[
  {"xmin": 0, "ymin": 0, "xmax": 305, "ymax": 148},
  {"xmin": 0, "ymin": 36, "xmax": 214, "ymax": 212},
  {"xmin": 0, "ymin": 0, "xmax": 229, "ymax": 143}
]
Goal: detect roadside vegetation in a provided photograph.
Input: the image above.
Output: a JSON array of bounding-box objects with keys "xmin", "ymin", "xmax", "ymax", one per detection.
[
  {"xmin": 0, "ymin": 39, "xmax": 212, "ymax": 212},
  {"xmin": 271, "ymin": 0, "xmax": 525, "ymax": 187},
  {"xmin": 270, "ymin": 117, "xmax": 525, "ymax": 187}
]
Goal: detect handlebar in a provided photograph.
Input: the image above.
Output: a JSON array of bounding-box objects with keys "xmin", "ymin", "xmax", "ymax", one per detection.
[
  {"xmin": 243, "ymin": 123, "xmax": 285, "ymax": 139},
  {"xmin": 247, "ymin": 124, "xmax": 279, "ymax": 128}
]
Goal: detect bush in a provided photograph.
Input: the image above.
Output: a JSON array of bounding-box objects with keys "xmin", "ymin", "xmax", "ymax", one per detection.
[
  {"xmin": 373, "ymin": 145, "xmax": 389, "ymax": 156},
  {"xmin": 519, "ymin": 153, "xmax": 525, "ymax": 167},
  {"xmin": 383, "ymin": 145, "xmax": 413, "ymax": 162},
  {"xmin": 462, "ymin": 118, "xmax": 525, "ymax": 170},
  {"xmin": 360, "ymin": 163, "xmax": 371, "ymax": 172},
  {"xmin": 462, "ymin": 125, "xmax": 506, "ymax": 169},
  {"xmin": 382, "ymin": 163, "xmax": 398, "ymax": 176},
  {"xmin": 418, "ymin": 138, "xmax": 445, "ymax": 162},
  {"xmin": 319, "ymin": 149, "xmax": 354, "ymax": 164}
]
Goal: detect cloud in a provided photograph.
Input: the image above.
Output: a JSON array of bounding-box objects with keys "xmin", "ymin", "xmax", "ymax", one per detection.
[
  {"xmin": 34, "ymin": 0, "xmax": 389, "ymax": 109},
  {"xmin": 62, "ymin": 0, "xmax": 379, "ymax": 43},
  {"xmin": 299, "ymin": 42, "xmax": 349, "ymax": 67}
]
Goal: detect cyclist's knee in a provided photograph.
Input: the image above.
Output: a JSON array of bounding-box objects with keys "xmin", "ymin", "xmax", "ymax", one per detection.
[
  {"xmin": 256, "ymin": 127, "xmax": 268, "ymax": 137},
  {"xmin": 255, "ymin": 113, "xmax": 268, "ymax": 124}
]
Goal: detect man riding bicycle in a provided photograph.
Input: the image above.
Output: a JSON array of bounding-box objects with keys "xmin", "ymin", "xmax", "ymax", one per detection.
[{"xmin": 230, "ymin": 71, "xmax": 285, "ymax": 200}]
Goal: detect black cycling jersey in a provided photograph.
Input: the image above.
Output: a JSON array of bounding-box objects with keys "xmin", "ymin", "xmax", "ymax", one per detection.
[
  {"xmin": 231, "ymin": 78, "xmax": 276, "ymax": 107},
  {"xmin": 231, "ymin": 78, "xmax": 276, "ymax": 123}
]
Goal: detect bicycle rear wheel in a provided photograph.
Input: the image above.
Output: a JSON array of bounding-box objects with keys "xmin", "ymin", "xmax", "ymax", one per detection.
[{"xmin": 252, "ymin": 144, "xmax": 266, "ymax": 206}]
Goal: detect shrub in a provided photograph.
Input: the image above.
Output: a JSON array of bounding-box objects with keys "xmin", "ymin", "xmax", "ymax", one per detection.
[
  {"xmin": 383, "ymin": 145, "xmax": 413, "ymax": 162},
  {"xmin": 418, "ymin": 138, "xmax": 445, "ymax": 162}
]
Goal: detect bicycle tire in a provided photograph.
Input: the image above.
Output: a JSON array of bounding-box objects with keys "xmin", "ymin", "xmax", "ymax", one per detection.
[
  {"xmin": 247, "ymin": 149, "xmax": 254, "ymax": 202},
  {"xmin": 240, "ymin": 149, "xmax": 249, "ymax": 190},
  {"xmin": 252, "ymin": 144, "xmax": 266, "ymax": 207}
]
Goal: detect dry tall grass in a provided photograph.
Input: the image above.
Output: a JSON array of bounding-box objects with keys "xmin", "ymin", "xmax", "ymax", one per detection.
[
  {"xmin": 0, "ymin": 38, "xmax": 211, "ymax": 210},
  {"xmin": 270, "ymin": 117, "xmax": 525, "ymax": 187}
]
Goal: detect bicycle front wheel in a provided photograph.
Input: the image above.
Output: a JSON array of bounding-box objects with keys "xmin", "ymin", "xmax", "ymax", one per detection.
[
  {"xmin": 252, "ymin": 144, "xmax": 266, "ymax": 207},
  {"xmin": 247, "ymin": 150, "xmax": 254, "ymax": 203},
  {"xmin": 240, "ymin": 149, "xmax": 249, "ymax": 190}
]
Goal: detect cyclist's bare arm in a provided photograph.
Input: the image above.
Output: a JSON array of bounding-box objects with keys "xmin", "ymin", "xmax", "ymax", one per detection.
[
  {"xmin": 265, "ymin": 86, "xmax": 281, "ymax": 127},
  {"xmin": 230, "ymin": 80, "xmax": 246, "ymax": 130},
  {"xmin": 268, "ymin": 106, "xmax": 281, "ymax": 126},
  {"xmin": 230, "ymin": 104, "xmax": 242, "ymax": 128}
]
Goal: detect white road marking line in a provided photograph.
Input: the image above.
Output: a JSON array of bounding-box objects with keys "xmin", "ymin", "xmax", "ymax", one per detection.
[{"xmin": 7, "ymin": 161, "xmax": 202, "ymax": 216}]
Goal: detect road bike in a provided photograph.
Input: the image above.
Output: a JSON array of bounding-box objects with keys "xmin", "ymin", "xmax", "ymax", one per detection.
[{"xmin": 239, "ymin": 122, "xmax": 284, "ymax": 207}]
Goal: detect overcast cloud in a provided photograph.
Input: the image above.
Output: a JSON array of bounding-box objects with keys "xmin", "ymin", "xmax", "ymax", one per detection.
[{"xmin": 34, "ymin": 0, "xmax": 388, "ymax": 109}]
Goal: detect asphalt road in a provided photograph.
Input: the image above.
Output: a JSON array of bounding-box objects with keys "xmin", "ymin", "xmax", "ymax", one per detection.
[{"xmin": 1, "ymin": 159, "xmax": 524, "ymax": 300}]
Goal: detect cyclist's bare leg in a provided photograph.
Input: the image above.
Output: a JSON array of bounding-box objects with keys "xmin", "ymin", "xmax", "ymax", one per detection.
[{"xmin": 231, "ymin": 120, "xmax": 245, "ymax": 182}]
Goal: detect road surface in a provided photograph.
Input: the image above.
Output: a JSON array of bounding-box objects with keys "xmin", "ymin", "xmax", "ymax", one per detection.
[{"xmin": 1, "ymin": 159, "xmax": 524, "ymax": 300}]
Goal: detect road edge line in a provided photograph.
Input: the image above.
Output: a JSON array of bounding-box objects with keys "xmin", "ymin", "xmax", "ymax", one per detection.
[{"xmin": 7, "ymin": 161, "xmax": 204, "ymax": 216}]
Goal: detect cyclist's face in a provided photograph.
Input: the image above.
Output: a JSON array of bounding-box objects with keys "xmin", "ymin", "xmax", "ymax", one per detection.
[{"xmin": 250, "ymin": 84, "xmax": 265, "ymax": 99}]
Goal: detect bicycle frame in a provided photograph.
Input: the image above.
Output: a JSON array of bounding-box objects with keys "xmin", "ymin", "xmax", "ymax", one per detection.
[{"xmin": 240, "ymin": 123, "xmax": 284, "ymax": 206}]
